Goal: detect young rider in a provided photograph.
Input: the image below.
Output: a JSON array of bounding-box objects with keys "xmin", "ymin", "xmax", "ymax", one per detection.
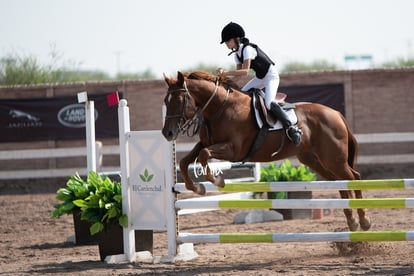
[{"xmin": 217, "ymin": 22, "xmax": 301, "ymax": 146}]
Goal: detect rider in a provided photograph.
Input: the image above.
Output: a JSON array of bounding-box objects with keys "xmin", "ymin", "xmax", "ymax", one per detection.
[{"xmin": 217, "ymin": 22, "xmax": 301, "ymax": 146}]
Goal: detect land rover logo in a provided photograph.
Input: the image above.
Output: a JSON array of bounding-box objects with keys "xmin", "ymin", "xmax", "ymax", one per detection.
[{"xmin": 57, "ymin": 104, "xmax": 98, "ymax": 128}]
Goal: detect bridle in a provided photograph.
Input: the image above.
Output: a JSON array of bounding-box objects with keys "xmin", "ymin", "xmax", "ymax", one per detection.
[
  {"xmin": 164, "ymin": 85, "xmax": 196, "ymax": 136},
  {"xmin": 164, "ymin": 78, "xmax": 224, "ymax": 137}
]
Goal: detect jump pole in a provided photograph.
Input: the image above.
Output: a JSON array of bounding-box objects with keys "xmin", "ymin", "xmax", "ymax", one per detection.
[
  {"xmin": 178, "ymin": 231, "xmax": 414, "ymax": 244},
  {"xmin": 175, "ymin": 198, "xmax": 414, "ymax": 210},
  {"xmin": 174, "ymin": 178, "xmax": 414, "ymax": 193}
]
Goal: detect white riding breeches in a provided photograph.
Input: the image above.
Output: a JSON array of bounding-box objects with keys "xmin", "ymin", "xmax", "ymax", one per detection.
[{"xmin": 241, "ymin": 67, "xmax": 280, "ymax": 110}]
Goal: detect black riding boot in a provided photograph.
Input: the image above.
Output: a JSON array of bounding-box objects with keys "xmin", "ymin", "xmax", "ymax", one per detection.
[{"xmin": 270, "ymin": 102, "xmax": 302, "ymax": 146}]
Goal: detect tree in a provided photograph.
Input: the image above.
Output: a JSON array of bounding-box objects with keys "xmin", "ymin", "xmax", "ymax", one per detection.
[
  {"xmin": 115, "ymin": 69, "xmax": 156, "ymax": 80},
  {"xmin": 381, "ymin": 57, "xmax": 414, "ymax": 68},
  {"xmin": 281, "ymin": 60, "xmax": 339, "ymax": 73},
  {"xmin": 0, "ymin": 54, "xmax": 50, "ymax": 85},
  {"xmin": 0, "ymin": 50, "xmax": 154, "ymax": 85}
]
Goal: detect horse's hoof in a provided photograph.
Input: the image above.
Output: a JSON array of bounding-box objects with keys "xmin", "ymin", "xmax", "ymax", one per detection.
[
  {"xmin": 214, "ymin": 175, "xmax": 225, "ymax": 188},
  {"xmin": 194, "ymin": 183, "xmax": 206, "ymax": 195},
  {"xmin": 360, "ymin": 217, "xmax": 371, "ymax": 231},
  {"xmin": 348, "ymin": 219, "xmax": 359, "ymax": 232}
]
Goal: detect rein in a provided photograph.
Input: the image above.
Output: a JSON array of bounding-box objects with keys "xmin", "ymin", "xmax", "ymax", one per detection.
[{"xmin": 194, "ymin": 78, "xmax": 220, "ymax": 114}]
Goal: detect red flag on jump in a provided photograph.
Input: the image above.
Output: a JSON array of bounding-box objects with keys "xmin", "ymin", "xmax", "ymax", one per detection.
[{"xmin": 106, "ymin": 91, "xmax": 119, "ymax": 107}]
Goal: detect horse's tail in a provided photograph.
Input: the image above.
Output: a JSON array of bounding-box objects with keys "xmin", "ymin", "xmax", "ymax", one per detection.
[
  {"xmin": 348, "ymin": 131, "xmax": 358, "ymax": 169},
  {"xmin": 341, "ymin": 114, "xmax": 358, "ymax": 169}
]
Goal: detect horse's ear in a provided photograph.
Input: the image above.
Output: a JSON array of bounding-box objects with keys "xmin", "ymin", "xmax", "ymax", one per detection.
[
  {"xmin": 163, "ymin": 73, "xmax": 174, "ymax": 87},
  {"xmin": 177, "ymin": 71, "xmax": 185, "ymax": 87}
]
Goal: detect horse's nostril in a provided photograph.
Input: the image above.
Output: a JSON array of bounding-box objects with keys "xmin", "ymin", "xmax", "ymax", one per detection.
[{"xmin": 162, "ymin": 128, "xmax": 175, "ymax": 141}]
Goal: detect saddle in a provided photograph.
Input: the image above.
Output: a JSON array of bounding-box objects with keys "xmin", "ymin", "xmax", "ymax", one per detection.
[
  {"xmin": 250, "ymin": 89, "xmax": 295, "ymax": 128},
  {"xmin": 241, "ymin": 89, "xmax": 297, "ymax": 162}
]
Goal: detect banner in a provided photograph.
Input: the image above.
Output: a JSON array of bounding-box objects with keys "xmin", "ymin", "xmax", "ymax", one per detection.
[
  {"xmin": 280, "ymin": 83, "xmax": 345, "ymax": 115},
  {"xmin": 0, "ymin": 92, "xmax": 123, "ymax": 142}
]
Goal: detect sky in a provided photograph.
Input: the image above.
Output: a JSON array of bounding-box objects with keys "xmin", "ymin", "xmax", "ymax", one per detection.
[{"xmin": 1, "ymin": 0, "xmax": 413, "ymax": 78}]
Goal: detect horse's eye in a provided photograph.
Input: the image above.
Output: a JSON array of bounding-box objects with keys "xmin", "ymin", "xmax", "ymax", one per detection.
[{"xmin": 176, "ymin": 97, "xmax": 184, "ymax": 105}]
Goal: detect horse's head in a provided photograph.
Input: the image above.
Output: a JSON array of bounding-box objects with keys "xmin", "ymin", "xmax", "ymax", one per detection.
[{"xmin": 162, "ymin": 71, "xmax": 197, "ymax": 141}]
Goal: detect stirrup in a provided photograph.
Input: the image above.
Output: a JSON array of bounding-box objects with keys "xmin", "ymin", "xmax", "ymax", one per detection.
[{"xmin": 286, "ymin": 126, "xmax": 302, "ymax": 146}]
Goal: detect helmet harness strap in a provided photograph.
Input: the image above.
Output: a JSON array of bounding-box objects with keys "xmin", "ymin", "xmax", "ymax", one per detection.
[{"xmin": 227, "ymin": 38, "xmax": 240, "ymax": 56}]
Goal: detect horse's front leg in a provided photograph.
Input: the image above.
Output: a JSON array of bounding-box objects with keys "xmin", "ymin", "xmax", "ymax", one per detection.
[
  {"xmin": 198, "ymin": 142, "xmax": 235, "ymax": 188},
  {"xmin": 179, "ymin": 142, "xmax": 207, "ymax": 195}
]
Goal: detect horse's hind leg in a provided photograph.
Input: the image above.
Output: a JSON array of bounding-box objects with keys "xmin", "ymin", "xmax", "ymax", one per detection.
[
  {"xmin": 327, "ymin": 164, "xmax": 371, "ymax": 231},
  {"xmin": 339, "ymin": 190, "xmax": 359, "ymax": 231},
  {"xmin": 351, "ymin": 168, "xmax": 371, "ymax": 230},
  {"xmin": 298, "ymin": 153, "xmax": 361, "ymax": 231}
]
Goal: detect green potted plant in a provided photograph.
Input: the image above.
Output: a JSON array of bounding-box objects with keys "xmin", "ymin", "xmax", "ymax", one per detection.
[
  {"xmin": 260, "ymin": 160, "xmax": 317, "ymax": 219},
  {"xmin": 72, "ymin": 171, "xmax": 152, "ymax": 261},
  {"xmin": 72, "ymin": 171, "xmax": 127, "ymax": 235},
  {"xmin": 51, "ymin": 173, "xmax": 98, "ymax": 245}
]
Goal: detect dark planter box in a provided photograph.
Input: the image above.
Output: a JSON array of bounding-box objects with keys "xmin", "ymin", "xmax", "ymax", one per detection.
[
  {"xmin": 72, "ymin": 209, "xmax": 98, "ymax": 245},
  {"xmin": 96, "ymin": 225, "xmax": 153, "ymax": 261}
]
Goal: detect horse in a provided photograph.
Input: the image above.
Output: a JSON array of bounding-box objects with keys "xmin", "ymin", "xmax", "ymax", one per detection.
[{"xmin": 162, "ymin": 70, "xmax": 371, "ymax": 232}]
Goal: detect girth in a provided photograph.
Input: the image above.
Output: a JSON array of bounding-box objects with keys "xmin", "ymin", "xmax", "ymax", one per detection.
[{"xmin": 241, "ymin": 89, "xmax": 294, "ymax": 162}]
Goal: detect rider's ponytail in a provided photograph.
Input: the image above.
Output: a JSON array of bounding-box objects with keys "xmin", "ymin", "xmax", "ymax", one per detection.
[
  {"xmin": 227, "ymin": 37, "xmax": 250, "ymax": 56},
  {"xmin": 241, "ymin": 37, "xmax": 250, "ymax": 45}
]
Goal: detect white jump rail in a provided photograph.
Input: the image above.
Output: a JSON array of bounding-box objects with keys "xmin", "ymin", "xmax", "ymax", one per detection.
[
  {"xmin": 174, "ymin": 178, "xmax": 414, "ymax": 193},
  {"xmin": 177, "ymin": 231, "xmax": 414, "ymax": 244}
]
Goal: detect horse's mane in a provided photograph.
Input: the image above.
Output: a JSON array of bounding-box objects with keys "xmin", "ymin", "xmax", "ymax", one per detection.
[{"xmin": 185, "ymin": 71, "xmax": 240, "ymax": 90}]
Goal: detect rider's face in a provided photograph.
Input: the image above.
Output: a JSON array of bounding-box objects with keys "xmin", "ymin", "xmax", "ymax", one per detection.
[{"xmin": 224, "ymin": 38, "xmax": 238, "ymax": 49}]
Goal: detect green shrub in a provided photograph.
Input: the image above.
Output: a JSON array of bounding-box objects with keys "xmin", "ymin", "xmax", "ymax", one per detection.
[
  {"xmin": 51, "ymin": 171, "xmax": 127, "ymax": 235},
  {"xmin": 72, "ymin": 171, "xmax": 127, "ymax": 235},
  {"xmin": 50, "ymin": 173, "xmax": 97, "ymax": 218},
  {"xmin": 259, "ymin": 160, "xmax": 316, "ymax": 199}
]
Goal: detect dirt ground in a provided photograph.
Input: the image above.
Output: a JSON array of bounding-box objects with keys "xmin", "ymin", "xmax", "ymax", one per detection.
[{"xmin": 1, "ymin": 187, "xmax": 414, "ymax": 275}]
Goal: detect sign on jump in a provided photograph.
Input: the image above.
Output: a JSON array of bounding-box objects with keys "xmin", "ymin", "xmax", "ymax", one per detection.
[{"xmin": 127, "ymin": 131, "xmax": 172, "ymax": 230}]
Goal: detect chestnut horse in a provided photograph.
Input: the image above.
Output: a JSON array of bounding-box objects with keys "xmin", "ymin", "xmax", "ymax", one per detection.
[{"xmin": 162, "ymin": 71, "xmax": 371, "ymax": 231}]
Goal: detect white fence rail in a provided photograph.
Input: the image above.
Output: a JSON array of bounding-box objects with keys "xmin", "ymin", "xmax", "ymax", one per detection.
[
  {"xmin": 0, "ymin": 142, "xmax": 119, "ymax": 179},
  {"xmin": 0, "ymin": 132, "xmax": 413, "ymax": 180}
]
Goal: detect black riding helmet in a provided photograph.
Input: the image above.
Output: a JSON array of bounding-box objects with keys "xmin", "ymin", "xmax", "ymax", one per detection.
[{"xmin": 220, "ymin": 22, "xmax": 245, "ymax": 44}]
